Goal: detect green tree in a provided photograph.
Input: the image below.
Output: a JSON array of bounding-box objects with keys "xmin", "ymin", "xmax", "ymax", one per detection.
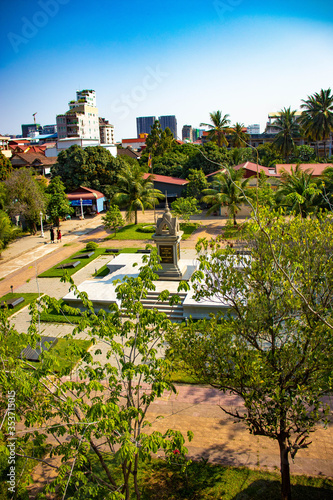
[
  {"xmin": 300, "ymin": 88, "xmax": 333, "ymax": 158},
  {"xmin": 102, "ymin": 204, "xmax": 124, "ymax": 236},
  {"xmin": 275, "ymin": 165, "xmax": 322, "ymax": 217},
  {"xmin": 184, "ymin": 168, "xmax": 208, "ymax": 199},
  {"xmin": 112, "ymin": 163, "xmax": 164, "ymax": 224},
  {"xmin": 200, "ymin": 110, "xmax": 231, "ymax": 147},
  {"xmin": 171, "ymin": 197, "xmax": 202, "ymax": 222},
  {"xmin": 0, "ymin": 152, "xmax": 12, "ymax": 181},
  {"xmin": 229, "ymin": 122, "xmax": 250, "ymax": 148},
  {"xmin": 201, "ymin": 167, "xmax": 252, "ymax": 225},
  {"xmin": 228, "ymin": 147, "xmax": 253, "ymax": 166},
  {"xmin": 4, "ymin": 169, "xmax": 46, "ymax": 234},
  {"xmin": 272, "ymin": 107, "xmax": 300, "ymax": 160},
  {"xmin": 0, "ymin": 251, "xmax": 192, "ymax": 499},
  {"xmin": 52, "ymin": 145, "xmax": 124, "ymax": 192},
  {"xmin": 144, "ymin": 120, "xmax": 175, "ymax": 157},
  {"xmin": 46, "ymin": 176, "xmax": 74, "ymax": 226},
  {"xmin": 256, "ymin": 143, "xmax": 283, "ymax": 168},
  {"xmin": 321, "ymin": 166, "xmax": 333, "ymax": 210},
  {"xmin": 170, "ymin": 211, "xmax": 333, "ymax": 500},
  {"xmin": 287, "ymin": 144, "xmax": 316, "ymax": 163},
  {"xmin": 0, "ymin": 210, "xmax": 20, "ymax": 256}
]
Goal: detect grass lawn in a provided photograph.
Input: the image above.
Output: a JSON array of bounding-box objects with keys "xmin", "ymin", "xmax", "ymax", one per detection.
[
  {"xmin": 48, "ymin": 337, "xmax": 92, "ymax": 373},
  {"xmin": 38, "ymin": 247, "xmax": 114, "ymax": 278},
  {"xmin": 63, "ymin": 454, "xmax": 333, "ymax": 500},
  {"xmin": 39, "ymin": 300, "xmax": 88, "ymax": 324},
  {"xmin": 0, "ymin": 292, "xmax": 40, "ymax": 315},
  {"xmin": 105, "ymin": 223, "xmax": 200, "ymax": 241},
  {"xmin": 180, "ymin": 222, "xmax": 200, "ymax": 240},
  {"xmin": 139, "ymin": 460, "xmax": 333, "ymax": 500},
  {"xmin": 105, "ymin": 223, "xmax": 155, "ymax": 240}
]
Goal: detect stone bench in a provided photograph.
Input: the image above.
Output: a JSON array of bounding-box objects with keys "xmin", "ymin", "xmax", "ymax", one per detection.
[
  {"xmin": 57, "ymin": 260, "xmax": 81, "ymax": 269},
  {"xmin": 136, "ymin": 249, "xmax": 151, "ymax": 254},
  {"xmin": 105, "ymin": 248, "xmax": 120, "ymax": 254},
  {"xmin": 1, "ymin": 296, "xmax": 25, "ymax": 309},
  {"xmin": 72, "ymin": 252, "xmax": 94, "ymax": 259}
]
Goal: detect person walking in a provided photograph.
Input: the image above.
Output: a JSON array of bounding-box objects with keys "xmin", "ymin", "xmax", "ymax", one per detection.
[
  {"xmin": 50, "ymin": 227, "xmax": 55, "ymax": 244},
  {"xmin": 57, "ymin": 229, "xmax": 62, "ymax": 243}
]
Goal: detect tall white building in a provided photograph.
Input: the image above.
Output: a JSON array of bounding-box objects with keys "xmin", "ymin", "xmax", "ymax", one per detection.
[
  {"xmin": 57, "ymin": 90, "xmax": 99, "ymax": 141},
  {"xmin": 99, "ymin": 117, "xmax": 115, "ymax": 144}
]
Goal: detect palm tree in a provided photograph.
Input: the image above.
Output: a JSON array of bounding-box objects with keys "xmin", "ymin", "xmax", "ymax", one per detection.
[
  {"xmin": 275, "ymin": 165, "xmax": 322, "ymax": 217},
  {"xmin": 200, "ymin": 111, "xmax": 231, "ymax": 147},
  {"xmin": 230, "ymin": 122, "xmax": 250, "ymax": 148},
  {"xmin": 201, "ymin": 167, "xmax": 252, "ymax": 225},
  {"xmin": 272, "ymin": 107, "xmax": 300, "ymax": 160},
  {"xmin": 300, "ymin": 88, "xmax": 333, "ymax": 158},
  {"xmin": 112, "ymin": 163, "xmax": 164, "ymax": 225}
]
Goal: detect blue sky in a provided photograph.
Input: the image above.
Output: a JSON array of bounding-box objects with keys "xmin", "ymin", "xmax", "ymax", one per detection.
[{"xmin": 0, "ymin": 0, "xmax": 332, "ymax": 141}]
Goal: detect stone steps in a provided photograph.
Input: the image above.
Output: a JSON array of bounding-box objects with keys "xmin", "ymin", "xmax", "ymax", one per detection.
[{"xmin": 140, "ymin": 291, "xmax": 186, "ymax": 321}]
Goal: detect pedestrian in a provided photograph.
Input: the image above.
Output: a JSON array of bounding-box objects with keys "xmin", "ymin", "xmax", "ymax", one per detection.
[
  {"xmin": 57, "ymin": 229, "xmax": 62, "ymax": 243},
  {"xmin": 50, "ymin": 227, "xmax": 55, "ymax": 244}
]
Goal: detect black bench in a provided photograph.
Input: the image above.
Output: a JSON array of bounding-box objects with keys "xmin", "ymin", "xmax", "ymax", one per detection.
[
  {"xmin": 72, "ymin": 252, "xmax": 94, "ymax": 259},
  {"xmin": 57, "ymin": 260, "xmax": 81, "ymax": 269},
  {"xmin": 105, "ymin": 248, "xmax": 120, "ymax": 254},
  {"xmin": 136, "ymin": 249, "xmax": 151, "ymax": 254},
  {"xmin": 1, "ymin": 297, "xmax": 25, "ymax": 309}
]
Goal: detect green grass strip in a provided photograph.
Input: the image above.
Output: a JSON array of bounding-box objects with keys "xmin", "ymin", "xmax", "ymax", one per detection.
[{"xmin": 0, "ymin": 292, "xmax": 40, "ymax": 315}]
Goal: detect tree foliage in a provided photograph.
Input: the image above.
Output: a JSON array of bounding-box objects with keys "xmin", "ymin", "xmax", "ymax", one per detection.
[
  {"xmin": 4, "ymin": 169, "xmax": 46, "ymax": 234},
  {"xmin": 300, "ymin": 88, "xmax": 333, "ymax": 158},
  {"xmin": 272, "ymin": 107, "xmax": 300, "ymax": 160},
  {"xmin": 102, "ymin": 204, "xmax": 124, "ymax": 235},
  {"xmin": 201, "ymin": 167, "xmax": 253, "ymax": 225},
  {"xmin": 200, "ymin": 111, "xmax": 231, "ymax": 147},
  {"xmin": 0, "ymin": 152, "xmax": 12, "ymax": 181},
  {"xmin": 0, "ymin": 210, "xmax": 20, "ymax": 256},
  {"xmin": 52, "ymin": 145, "xmax": 125, "ymax": 192},
  {"xmin": 112, "ymin": 163, "xmax": 164, "ymax": 224},
  {"xmin": 170, "ymin": 197, "xmax": 202, "ymax": 222},
  {"xmin": 170, "ymin": 210, "xmax": 333, "ymax": 500},
  {"xmin": 46, "ymin": 175, "xmax": 74, "ymax": 226},
  {"xmin": 0, "ymin": 250, "xmax": 192, "ymax": 499}
]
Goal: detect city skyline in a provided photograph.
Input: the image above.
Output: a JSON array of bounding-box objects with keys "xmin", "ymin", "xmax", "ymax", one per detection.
[{"xmin": 0, "ymin": 0, "xmax": 332, "ymax": 142}]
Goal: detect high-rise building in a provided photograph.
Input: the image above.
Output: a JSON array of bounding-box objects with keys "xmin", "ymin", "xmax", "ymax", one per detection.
[
  {"xmin": 159, "ymin": 115, "xmax": 177, "ymax": 139},
  {"xmin": 136, "ymin": 116, "xmax": 156, "ymax": 137},
  {"xmin": 21, "ymin": 123, "xmax": 42, "ymax": 137},
  {"xmin": 192, "ymin": 128, "xmax": 205, "ymax": 141},
  {"xmin": 56, "ymin": 89, "xmax": 99, "ymax": 140},
  {"xmin": 182, "ymin": 125, "xmax": 193, "ymax": 142},
  {"xmin": 99, "ymin": 117, "xmax": 114, "ymax": 144}
]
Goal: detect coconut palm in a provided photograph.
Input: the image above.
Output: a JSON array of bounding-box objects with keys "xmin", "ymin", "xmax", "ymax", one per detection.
[
  {"xmin": 201, "ymin": 167, "xmax": 252, "ymax": 225},
  {"xmin": 229, "ymin": 122, "xmax": 250, "ymax": 148},
  {"xmin": 112, "ymin": 163, "xmax": 164, "ymax": 224},
  {"xmin": 272, "ymin": 107, "xmax": 300, "ymax": 160},
  {"xmin": 300, "ymin": 88, "xmax": 333, "ymax": 158},
  {"xmin": 200, "ymin": 111, "xmax": 231, "ymax": 147},
  {"xmin": 275, "ymin": 165, "xmax": 322, "ymax": 217}
]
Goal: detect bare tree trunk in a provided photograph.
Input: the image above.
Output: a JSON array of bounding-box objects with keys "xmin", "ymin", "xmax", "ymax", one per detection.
[{"xmin": 278, "ymin": 437, "xmax": 292, "ymax": 500}]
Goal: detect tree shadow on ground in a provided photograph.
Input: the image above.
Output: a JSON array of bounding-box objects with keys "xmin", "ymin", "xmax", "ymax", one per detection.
[{"xmin": 231, "ymin": 479, "xmax": 333, "ymax": 500}]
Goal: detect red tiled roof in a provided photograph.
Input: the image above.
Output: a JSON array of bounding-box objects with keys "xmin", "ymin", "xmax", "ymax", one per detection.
[
  {"xmin": 122, "ymin": 138, "xmax": 147, "ymax": 143},
  {"xmin": 11, "ymin": 152, "xmax": 57, "ymax": 165},
  {"xmin": 275, "ymin": 164, "xmax": 331, "ymax": 177},
  {"xmin": 206, "ymin": 162, "xmax": 274, "ymax": 178},
  {"xmin": 143, "ymin": 173, "xmax": 189, "ymax": 185},
  {"xmin": 67, "ymin": 186, "xmax": 105, "ymax": 200},
  {"xmin": 233, "ymin": 162, "xmax": 272, "ymax": 175}
]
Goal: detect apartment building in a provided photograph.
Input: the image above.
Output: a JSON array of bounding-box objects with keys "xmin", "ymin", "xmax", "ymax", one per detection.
[{"xmin": 56, "ymin": 89, "xmax": 99, "ymax": 141}]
